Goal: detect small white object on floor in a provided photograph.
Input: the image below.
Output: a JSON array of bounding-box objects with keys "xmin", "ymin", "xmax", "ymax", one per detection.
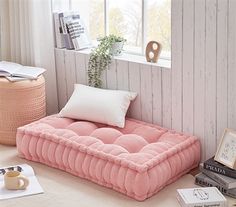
[{"xmin": 177, "ymin": 187, "xmax": 227, "ymax": 207}]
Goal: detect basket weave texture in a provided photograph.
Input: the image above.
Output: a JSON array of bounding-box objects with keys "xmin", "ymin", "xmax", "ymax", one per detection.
[{"xmin": 0, "ymin": 76, "xmax": 46, "ymax": 145}]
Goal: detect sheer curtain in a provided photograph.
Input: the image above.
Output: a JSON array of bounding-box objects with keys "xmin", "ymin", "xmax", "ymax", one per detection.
[{"xmin": 0, "ymin": 0, "xmax": 58, "ymax": 115}]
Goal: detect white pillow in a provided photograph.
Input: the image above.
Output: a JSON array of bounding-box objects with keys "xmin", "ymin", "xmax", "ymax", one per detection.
[{"xmin": 59, "ymin": 84, "xmax": 137, "ymax": 128}]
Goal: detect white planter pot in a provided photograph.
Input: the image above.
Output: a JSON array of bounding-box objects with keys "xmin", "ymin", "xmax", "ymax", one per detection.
[{"xmin": 110, "ymin": 41, "xmax": 124, "ymax": 56}]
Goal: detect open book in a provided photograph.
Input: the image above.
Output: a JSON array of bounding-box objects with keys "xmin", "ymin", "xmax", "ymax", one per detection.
[
  {"xmin": 0, "ymin": 61, "xmax": 45, "ymax": 81},
  {"xmin": 0, "ymin": 164, "xmax": 44, "ymax": 200}
]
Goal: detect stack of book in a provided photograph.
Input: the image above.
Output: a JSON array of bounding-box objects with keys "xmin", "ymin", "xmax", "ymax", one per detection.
[
  {"xmin": 53, "ymin": 11, "xmax": 91, "ymax": 50},
  {"xmin": 195, "ymin": 156, "xmax": 236, "ymax": 199}
]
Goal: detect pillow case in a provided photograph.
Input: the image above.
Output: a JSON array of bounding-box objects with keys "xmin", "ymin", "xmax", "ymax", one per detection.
[{"xmin": 59, "ymin": 84, "xmax": 137, "ymax": 128}]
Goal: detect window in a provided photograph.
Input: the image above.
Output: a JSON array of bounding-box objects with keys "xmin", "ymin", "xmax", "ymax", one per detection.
[{"xmin": 52, "ymin": 0, "xmax": 171, "ymax": 60}]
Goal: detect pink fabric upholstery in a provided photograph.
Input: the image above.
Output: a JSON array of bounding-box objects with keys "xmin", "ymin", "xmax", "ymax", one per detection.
[{"xmin": 16, "ymin": 115, "xmax": 201, "ymax": 201}]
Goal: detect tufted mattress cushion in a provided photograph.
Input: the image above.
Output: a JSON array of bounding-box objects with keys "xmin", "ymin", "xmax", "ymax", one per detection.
[{"xmin": 16, "ymin": 115, "xmax": 201, "ymax": 201}]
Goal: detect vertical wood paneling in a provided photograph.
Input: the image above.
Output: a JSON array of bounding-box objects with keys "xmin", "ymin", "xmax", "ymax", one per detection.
[
  {"xmin": 194, "ymin": 0, "xmax": 206, "ymax": 160},
  {"xmin": 182, "ymin": 0, "xmax": 194, "ymax": 134},
  {"xmin": 205, "ymin": 0, "xmax": 217, "ymax": 159},
  {"xmin": 106, "ymin": 59, "xmax": 117, "ymax": 89},
  {"xmin": 152, "ymin": 66, "xmax": 162, "ymax": 125},
  {"xmin": 217, "ymin": 0, "xmax": 228, "ymax": 144},
  {"xmin": 228, "ymin": 0, "xmax": 236, "ymax": 129},
  {"xmin": 116, "ymin": 60, "xmax": 129, "ymax": 91},
  {"xmin": 100, "ymin": 70, "xmax": 107, "ymax": 88},
  {"xmin": 162, "ymin": 69, "xmax": 172, "ymax": 128},
  {"xmin": 140, "ymin": 64, "xmax": 153, "ymax": 123},
  {"xmin": 171, "ymin": 0, "xmax": 183, "ymax": 132},
  {"xmin": 75, "ymin": 53, "xmax": 87, "ymax": 85},
  {"xmin": 55, "ymin": 49, "xmax": 67, "ymax": 110},
  {"xmin": 128, "ymin": 62, "xmax": 141, "ymax": 120},
  {"xmin": 84, "ymin": 55, "xmax": 90, "ymax": 85},
  {"xmin": 54, "ymin": 0, "xmax": 235, "ymax": 161},
  {"xmin": 116, "ymin": 59, "xmax": 131, "ymax": 117},
  {"xmin": 64, "ymin": 50, "xmax": 76, "ymax": 98}
]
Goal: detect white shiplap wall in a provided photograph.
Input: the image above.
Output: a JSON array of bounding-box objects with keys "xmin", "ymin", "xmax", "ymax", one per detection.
[{"xmin": 54, "ymin": 0, "xmax": 236, "ymax": 161}]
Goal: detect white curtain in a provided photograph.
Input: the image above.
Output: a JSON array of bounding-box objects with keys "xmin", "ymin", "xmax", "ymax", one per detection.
[{"xmin": 0, "ymin": 0, "xmax": 58, "ymax": 115}]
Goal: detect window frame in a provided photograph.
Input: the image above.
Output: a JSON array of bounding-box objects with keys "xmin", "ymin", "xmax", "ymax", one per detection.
[{"xmin": 63, "ymin": 0, "xmax": 171, "ymax": 60}]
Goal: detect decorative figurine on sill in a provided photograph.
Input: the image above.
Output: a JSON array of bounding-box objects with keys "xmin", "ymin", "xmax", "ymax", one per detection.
[{"xmin": 145, "ymin": 41, "xmax": 162, "ymax": 63}]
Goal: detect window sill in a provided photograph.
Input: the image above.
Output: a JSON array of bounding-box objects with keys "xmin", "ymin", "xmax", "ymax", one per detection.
[
  {"xmin": 55, "ymin": 48, "xmax": 171, "ymax": 69},
  {"xmin": 115, "ymin": 53, "xmax": 171, "ymax": 69}
]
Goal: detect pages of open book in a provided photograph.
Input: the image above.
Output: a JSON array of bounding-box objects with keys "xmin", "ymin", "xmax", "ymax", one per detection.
[
  {"xmin": 13, "ymin": 66, "xmax": 46, "ymax": 79},
  {"xmin": 0, "ymin": 61, "xmax": 22, "ymax": 75},
  {"xmin": 0, "ymin": 61, "xmax": 45, "ymax": 79}
]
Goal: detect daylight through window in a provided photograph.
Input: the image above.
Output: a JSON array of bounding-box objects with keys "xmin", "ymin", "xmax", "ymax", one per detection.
[{"xmin": 53, "ymin": 0, "xmax": 171, "ymax": 60}]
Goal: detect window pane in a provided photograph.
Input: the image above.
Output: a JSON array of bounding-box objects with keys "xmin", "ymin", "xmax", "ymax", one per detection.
[
  {"xmin": 71, "ymin": 0, "xmax": 104, "ymax": 40},
  {"xmin": 147, "ymin": 0, "xmax": 171, "ymax": 58},
  {"xmin": 108, "ymin": 0, "xmax": 142, "ymax": 54},
  {"xmin": 52, "ymin": 0, "xmax": 70, "ymax": 11}
]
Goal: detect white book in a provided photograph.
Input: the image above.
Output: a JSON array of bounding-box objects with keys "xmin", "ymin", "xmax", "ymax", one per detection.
[
  {"xmin": 0, "ymin": 61, "xmax": 45, "ymax": 79},
  {"xmin": 177, "ymin": 187, "xmax": 227, "ymax": 207},
  {"xmin": 0, "ymin": 164, "xmax": 44, "ymax": 200},
  {"xmin": 53, "ymin": 12, "xmax": 66, "ymax": 48},
  {"xmin": 59, "ymin": 11, "xmax": 75, "ymax": 50}
]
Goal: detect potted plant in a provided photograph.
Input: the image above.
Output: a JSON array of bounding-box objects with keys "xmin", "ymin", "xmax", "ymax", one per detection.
[{"xmin": 88, "ymin": 35, "xmax": 126, "ymax": 88}]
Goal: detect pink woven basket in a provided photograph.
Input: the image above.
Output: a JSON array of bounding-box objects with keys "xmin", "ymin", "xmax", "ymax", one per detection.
[{"xmin": 0, "ymin": 76, "xmax": 46, "ymax": 145}]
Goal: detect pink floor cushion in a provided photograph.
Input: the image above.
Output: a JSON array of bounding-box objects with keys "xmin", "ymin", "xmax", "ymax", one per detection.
[{"xmin": 16, "ymin": 115, "xmax": 201, "ymax": 201}]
